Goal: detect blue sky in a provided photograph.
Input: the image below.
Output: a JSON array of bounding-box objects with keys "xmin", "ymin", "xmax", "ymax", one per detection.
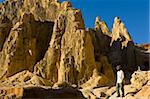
[
  {"xmin": 60, "ymin": 0, "xmax": 149, "ymax": 44},
  {"xmin": 0, "ymin": 0, "xmax": 4, "ymax": 2},
  {"xmin": 0, "ymin": 0, "xmax": 149, "ymax": 44}
]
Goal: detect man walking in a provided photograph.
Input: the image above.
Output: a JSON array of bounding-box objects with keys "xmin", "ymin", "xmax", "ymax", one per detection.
[{"xmin": 116, "ymin": 65, "xmax": 125, "ymax": 97}]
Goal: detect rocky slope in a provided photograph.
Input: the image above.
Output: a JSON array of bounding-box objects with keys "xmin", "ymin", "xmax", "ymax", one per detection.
[
  {"xmin": 81, "ymin": 70, "xmax": 150, "ymax": 99},
  {"xmin": 0, "ymin": 0, "xmax": 149, "ymax": 98}
]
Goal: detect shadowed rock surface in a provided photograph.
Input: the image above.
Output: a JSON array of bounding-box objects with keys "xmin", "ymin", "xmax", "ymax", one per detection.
[
  {"xmin": 0, "ymin": 86, "xmax": 85, "ymax": 99},
  {"xmin": 23, "ymin": 87, "xmax": 85, "ymax": 99}
]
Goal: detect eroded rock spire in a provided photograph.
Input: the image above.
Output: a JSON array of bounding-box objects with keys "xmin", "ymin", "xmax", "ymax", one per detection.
[
  {"xmin": 110, "ymin": 16, "xmax": 132, "ymax": 48},
  {"xmin": 95, "ymin": 16, "xmax": 111, "ymax": 36}
]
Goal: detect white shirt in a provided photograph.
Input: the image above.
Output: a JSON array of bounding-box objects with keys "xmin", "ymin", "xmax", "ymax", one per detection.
[{"xmin": 117, "ymin": 70, "xmax": 124, "ymax": 83}]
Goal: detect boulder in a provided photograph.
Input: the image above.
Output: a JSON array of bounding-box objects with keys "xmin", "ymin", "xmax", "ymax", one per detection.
[{"xmin": 131, "ymin": 71, "xmax": 150, "ymax": 90}]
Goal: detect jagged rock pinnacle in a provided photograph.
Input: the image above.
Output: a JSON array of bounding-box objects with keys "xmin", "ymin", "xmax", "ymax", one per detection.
[
  {"xmin": 110, "ymin": 16, "xmax": 132, "ymax": 48},
  {"xmin": 94, "ymin": 16, "xmax": 111, "ymax": 36}
]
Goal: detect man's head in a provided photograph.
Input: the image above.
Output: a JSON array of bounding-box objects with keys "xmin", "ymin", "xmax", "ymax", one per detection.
[{"xmin": 116, "ymin": 65, "xmax": 121, "ymax": 71}]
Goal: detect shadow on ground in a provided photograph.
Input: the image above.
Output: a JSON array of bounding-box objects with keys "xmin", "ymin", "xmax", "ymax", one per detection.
[{"xmin": 23, "ymin": 87, "xmax": 86, "ymax": 99}]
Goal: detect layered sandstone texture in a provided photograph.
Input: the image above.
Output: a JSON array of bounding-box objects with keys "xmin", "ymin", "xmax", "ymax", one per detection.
[{"xmin": 0, "ymin": 0, "xmax": 149, "ymax": 98}]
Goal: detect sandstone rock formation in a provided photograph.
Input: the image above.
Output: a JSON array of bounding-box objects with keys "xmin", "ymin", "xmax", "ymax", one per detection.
[
  {"xmin": 0, "ymin": 13, "xmax": 54, "ymax": 78},
  {"xmin": 112, "ymin": 70, "xmax": 150, "ymax": 99},
  {"xmin": 0, "ymin": 0, "xmax": 149, "ymax": 98},
  {"xmin": 110, "ymin": 17, "xmax": 132, "ymax": 48},
  {"xmin": 80, "ymin": 70, "xmax": 150, "ymax": 99},
  {"xmin": 131, "ymin": 71, "xmax": 150, "ymax": 90}
]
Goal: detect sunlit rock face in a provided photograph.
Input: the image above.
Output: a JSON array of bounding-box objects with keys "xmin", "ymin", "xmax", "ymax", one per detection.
[
  {"xmin": 0, "ymin": 0, "xmax": 113, "ymax": 87},
  {"xmin": 0, "ymin": 0, "xmax": 149, "ymax": 98},
  {"xmin": 111, "ymin": 17, "xmax": 132, "ymax": 47}
]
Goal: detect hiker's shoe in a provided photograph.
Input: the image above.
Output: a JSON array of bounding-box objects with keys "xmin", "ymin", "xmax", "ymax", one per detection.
[
  {"xmin": 121, "ymin": 95, "xmax": 125, "ymax": 97},
  {"xmin": 117, "ymin": 95, "xmax": 120, "ymax": 97}
]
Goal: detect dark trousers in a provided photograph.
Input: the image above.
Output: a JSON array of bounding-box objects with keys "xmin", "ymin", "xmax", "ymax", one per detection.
[{"xmin": 116, "ymin": 83, "xmax": 124, "ymax": 97}]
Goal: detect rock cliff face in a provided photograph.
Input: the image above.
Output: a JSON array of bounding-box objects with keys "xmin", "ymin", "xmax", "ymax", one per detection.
[
  {"xmin": 0, "ymin": 0, "xmax": 149, "ymax": 98},
  {"xmin": 0, "ymin": 13, "xmax": 54, "ymax": 78}
]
